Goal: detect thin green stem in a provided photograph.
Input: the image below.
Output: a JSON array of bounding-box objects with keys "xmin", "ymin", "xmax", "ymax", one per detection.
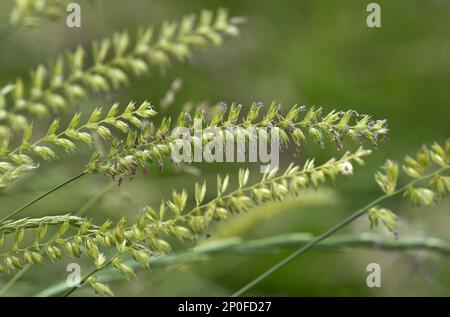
[
  {"xmin": 231, "ymin": 200, "xmax": 380, "ymax": 297},
  {"xmin": 0, "ymin": 268, "xmax": 25, "ymax": 295},
  {"xmin": 231, "ymin": 166, "xmax": 450, "ymax": 297},
  {"xmin": 0, "ymin": 170, "xmax": 87, "ymax": 224},
  {"xmin": 62, "ymin": 253, "xmax": 120, "ymax": 297}
]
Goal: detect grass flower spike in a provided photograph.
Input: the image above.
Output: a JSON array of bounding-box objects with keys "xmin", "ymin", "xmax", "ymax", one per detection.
[
  {"xmin": 1, "ymin": 3, "xmax": 445, "ymax": 299},
  {"xmin": 0, "ymin": 101, "xmax": 156, "ymax": 189},
  {"xmin": 0, "ymin": 147, "xmax": 371, "ymax": 295},
  {"xmin": 1, "ymin": 8, "xmax": 242, "ymax": 136}
]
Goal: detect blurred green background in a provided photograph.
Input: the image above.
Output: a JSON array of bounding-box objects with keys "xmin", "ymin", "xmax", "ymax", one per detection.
[{"xmin": 0, "ymin": 0, "xmax": 449, "ymax": 296}]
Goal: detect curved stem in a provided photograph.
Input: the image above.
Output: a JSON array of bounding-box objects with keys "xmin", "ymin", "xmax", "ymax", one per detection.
[
  {"xmin": 231, "ymin": 199, "xmax": 380, "ymax": 297},
  {"xmin": 0, "ymin": 171, "xmax": 87, "ymax": 224},
  {"xmin": 62, "ymin": 253, "xmax": 120, "ymax": 297},
  {"xmin": 60, "ymin": 151, "xmax": 367, "ymax": 296},
  {"xmin": 36, "ymin": 232, "xmax": 450, "ymax": 297},
  {"xmin": 231, "ymin": 166, "xmax": 450, "ymax": 297},
  {"xmin": 62, "ymin": 268, "xmax": 99, "ymax": 297}
]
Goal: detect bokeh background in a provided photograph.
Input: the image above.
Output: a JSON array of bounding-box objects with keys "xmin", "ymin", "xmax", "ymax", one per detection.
[{"xmin": 0, "ymin": 0, "xmax": 449, "ymax": 296}]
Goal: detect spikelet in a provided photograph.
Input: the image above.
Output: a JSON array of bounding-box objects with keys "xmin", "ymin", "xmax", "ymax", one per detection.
[
  {"xmin": 0, "ymin": 148, "xmax": 371, "ymax": 295},
  {"xmin": 370, "ymin": 139, "xmax": 450, "ymax": 234}
]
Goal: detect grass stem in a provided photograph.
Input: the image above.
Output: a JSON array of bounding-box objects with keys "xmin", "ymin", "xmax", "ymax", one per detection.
[{"xmin": 231, "ymin": 166, "xmax": 449, "ymax": 296}]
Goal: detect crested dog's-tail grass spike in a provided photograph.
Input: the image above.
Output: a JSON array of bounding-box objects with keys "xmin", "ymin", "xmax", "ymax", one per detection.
[
  {"xmin": 0, "ymin": 147, "xmax": 372, "ymax": 295},
  {"xmin": 0, "ymin": 101, "xmax": 388, "ymax": 190},
  {"xmin": 231, "ymin": 139, "xmax": 450, "ymax": 296},
  {"xmin": 0, "ymin": 3, "xmax": 447, "ymax": 298},
  {"xmin": 0, "ymin": 8, "xmax": 242, "ymax": 137}
]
